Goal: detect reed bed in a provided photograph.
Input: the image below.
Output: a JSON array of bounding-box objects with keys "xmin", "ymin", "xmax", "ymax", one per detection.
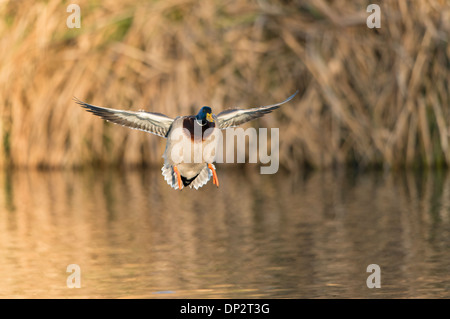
[{"xmin": 0, "ymin": 0, "xmax": 448, "ymax": 170}]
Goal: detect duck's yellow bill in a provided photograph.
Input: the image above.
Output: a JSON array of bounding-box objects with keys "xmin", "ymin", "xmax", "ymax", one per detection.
[{"xmin": 206, "ymin": 113, "xmax": 214, "ymax": 122}]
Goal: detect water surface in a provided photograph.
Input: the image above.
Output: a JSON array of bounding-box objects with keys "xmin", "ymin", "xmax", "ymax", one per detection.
[{"xmin": 0, "ymin": 167, "xmax": 449, "ymax": 298}]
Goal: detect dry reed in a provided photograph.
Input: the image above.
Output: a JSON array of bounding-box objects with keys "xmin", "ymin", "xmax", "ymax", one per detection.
[{"xmin": 0, "ymin": 0, "xmax": 448, "ymax": 170}]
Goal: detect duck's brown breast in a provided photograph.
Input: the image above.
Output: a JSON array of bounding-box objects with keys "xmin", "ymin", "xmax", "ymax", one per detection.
[{"xmin": 183, "ymin": 117, "xmax": 216, "ymax": 142}]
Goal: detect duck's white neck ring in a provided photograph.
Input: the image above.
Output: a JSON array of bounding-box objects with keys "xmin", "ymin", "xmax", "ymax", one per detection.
[{"xmin": 196, "ymin": 118, "xmax": 207, "ymax": 126}]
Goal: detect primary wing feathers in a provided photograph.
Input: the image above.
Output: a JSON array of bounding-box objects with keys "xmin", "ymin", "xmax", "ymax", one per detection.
[
  {"xmin": 74, "ymin": 98, "xmax": 174, "ymax": 138},
  {"xmin": 216, "ymin": 91, "xmax": 298, "ymax": 129}
]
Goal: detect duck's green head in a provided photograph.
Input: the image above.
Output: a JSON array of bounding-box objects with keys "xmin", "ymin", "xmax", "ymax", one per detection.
[{"xmin": 196, "ymin": 106, "xmax": 214, "ymax": 123}]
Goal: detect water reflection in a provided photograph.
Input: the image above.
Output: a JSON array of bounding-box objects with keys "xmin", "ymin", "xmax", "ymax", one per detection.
[{"xmin": 0, "ymin": 167, "xmax": 449, "ymax": 298}]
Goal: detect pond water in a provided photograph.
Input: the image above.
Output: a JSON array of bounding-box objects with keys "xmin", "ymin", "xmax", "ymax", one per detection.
[{"xmin": 0, "ymin": 167, "xmax": 449, "ymax": 298}]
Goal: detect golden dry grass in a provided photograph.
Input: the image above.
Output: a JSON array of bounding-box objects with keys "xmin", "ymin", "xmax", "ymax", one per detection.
[{"xmin": 0, "ymin": 0, "xmax": 448, "ymax": 170}]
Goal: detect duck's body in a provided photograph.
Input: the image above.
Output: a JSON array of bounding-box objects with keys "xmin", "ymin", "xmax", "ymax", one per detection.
[
  {"xmin": 75, "ymin": 91, "xmax": 297, "ymax": 190},
  {"xmin": 161, "ymin": 113, "xmax": 219, "ymax": 189}
]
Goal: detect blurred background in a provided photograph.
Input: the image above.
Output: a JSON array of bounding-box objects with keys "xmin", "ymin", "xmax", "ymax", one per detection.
[
  {"xmin": 0, "ymin": 0, "xmax": 449, "ymax": 299},
  {"xmin": 0, "ymin": 0, "xmax": 448, "ymax": 170}
]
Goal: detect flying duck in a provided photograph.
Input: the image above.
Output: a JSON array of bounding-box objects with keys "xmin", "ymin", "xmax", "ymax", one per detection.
[{"xmin": 75, "ymin": 91, "xmax": 297, "ymax": 190}]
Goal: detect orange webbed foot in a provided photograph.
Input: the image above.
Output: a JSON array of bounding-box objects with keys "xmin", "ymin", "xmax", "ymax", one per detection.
[
  {"xmin": 173, "ymin": 166, "xmax": 183, "ymax": 190},
  {"xmin": 208, "ymin": 163, "xmax": 219, "ymax": 188}
]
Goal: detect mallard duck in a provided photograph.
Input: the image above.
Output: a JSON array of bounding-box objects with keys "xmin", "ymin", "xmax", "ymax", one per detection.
[{"xmin": 75, "ymin": 91, "xmax": 297, "ymax": 190}]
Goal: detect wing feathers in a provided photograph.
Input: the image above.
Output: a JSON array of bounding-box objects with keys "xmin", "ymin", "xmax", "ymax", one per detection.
[
  {"xmin": 217, "ymin": 91, "xmax": 298, "ymax": 129},
  {"xmin": 75, "ymin": 91, "xmax": 297, "ymax": 136},
  {"xmin": 74, "ymin": 98, "xmax": 173, "ymax": 138}
]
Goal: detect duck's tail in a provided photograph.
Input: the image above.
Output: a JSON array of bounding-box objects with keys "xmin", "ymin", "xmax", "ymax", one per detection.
[{"xmin": 161, "ymin": 164, "xmax": 214, "ymax": 190}]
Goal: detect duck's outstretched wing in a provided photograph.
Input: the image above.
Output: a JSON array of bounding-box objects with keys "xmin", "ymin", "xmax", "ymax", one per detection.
[
  {"xmin": 216, "ymin": 91, "xmax": 298, "ymax": 129},
  {"xmin": 74, "ymin": 98, "xmax": 174, "ymax": 138}
]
